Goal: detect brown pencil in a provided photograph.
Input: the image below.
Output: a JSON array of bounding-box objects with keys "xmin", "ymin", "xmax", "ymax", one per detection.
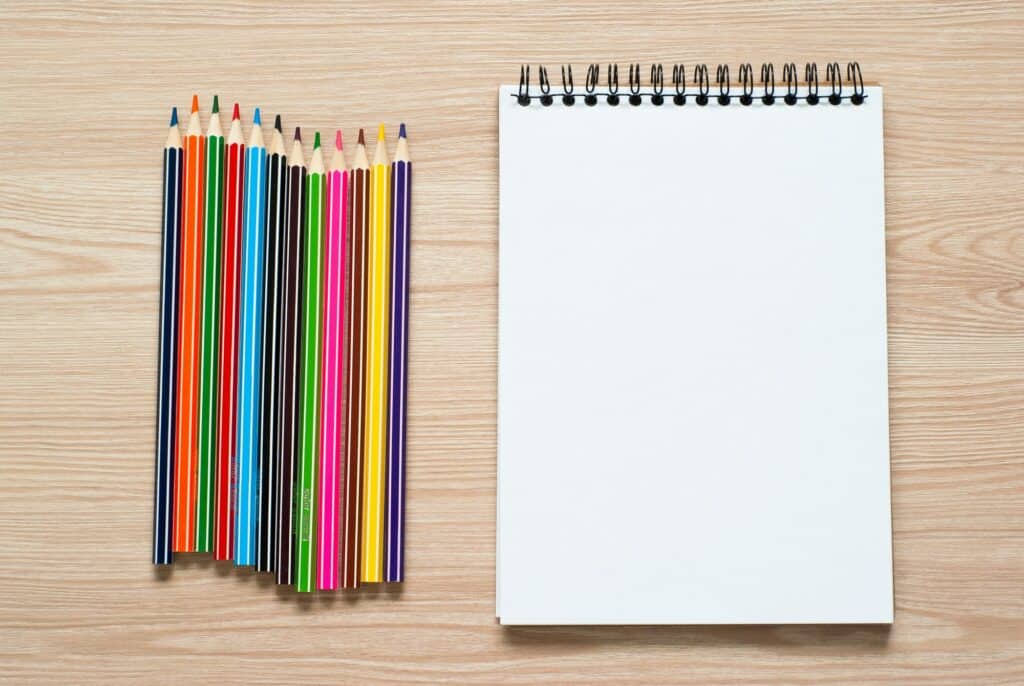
[{"xmin": 342, "ymin": 130, "xmax": 371, "ymax": 588}]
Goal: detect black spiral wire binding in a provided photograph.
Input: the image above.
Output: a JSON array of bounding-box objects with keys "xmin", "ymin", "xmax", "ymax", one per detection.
[
  {"xmin": 805, "ymin": 62, "xmax": 819, "ymax": 105},
  {"xmin": 514, "ymin": 63, "xmax": 868, "ymax": 106},
  {"xmin": 694, "ymin": 64, "xmax": 710, "ymax": 106},
  {"xmin": 585, "ymin": 64, "xmax": 600, "ymax": 106},
  {"xmin": 760, "ymin": 63, "xmax": 775, "ymax": 105},
  {"xmin": 628, "ymin": 63, "xmax": 643, "ymax": 105},
  {"xmin": 651, "ymin": 64, "xmax": 664, "ymax": 105},
  {"xmin": 848, "ymin": 62, "xmax": 865, "ymax": 105},
  {"xmin": 783, "ymin": 62, "xmax": 798, "ymax": 105},
  {"xmin": 716, "ymin": 64, "xmax": 731, "ymax": 105},
  {"xmin": 606, "ymin": 63, "xmax": 620, "ymax": 106},
  {"xmin": 826, "ymin": 62, "xmax": 843, "ymax": 105},
  {"xmin": 517, "ymin": 64, "xmax": 530, "ymax": 105},
  {"xmin": 739, "ymin": 63, "xmax": 754, "ymax": 106},
  {"xmin": 538, "ymin": 66, "xmax": 553, "ymax": 106},
  {"xmin": 672, "ymin": 64, "xmax": 686, "ymax": 105},
  {"xmin": 561, "ymin": 65, "xmax": 575, "ymax": 105}
]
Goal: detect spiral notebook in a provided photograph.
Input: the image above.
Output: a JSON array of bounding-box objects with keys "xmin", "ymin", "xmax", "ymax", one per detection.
[{"xmin": 497, "ymin": 63, "xmax": 893, "ymax": 625}]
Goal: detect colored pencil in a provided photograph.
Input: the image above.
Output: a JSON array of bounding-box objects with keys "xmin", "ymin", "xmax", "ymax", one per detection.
[
  {"xmin": 235, "ymin": 108, "xmax": 268, "ymax": 565},
  {"xmin": 256, "ymin": 115, "xmax": 286, "ymax": 573},
  {"xmin": 214, "ymin": 104, "xmax": 245, "ymax": 560},
  {"xmin": 195, "ymin": 95, "xmax": 224, "ymax": 552},
  {"xmin": 296, "ymin": 132, "xmax": 326, "ymax": 592},
  {"xmin": 343, "ymin": 130, "xmax": 371, "ymax": 588},
  {"xmin": 360, "ymin": 124, "xmax": 391, "ymax": 582},
  {"xmin": 385, "ymin": 124, "xmax": 411, "ymax": 582},
  {"xmin": 317, "ymin": 131, "xmax": 348, "ymax": 590},
  {"xmin": 276, "ymin": 128, "xmax": 306, "ymax": 585},
  {"xmin": 154, "ymin": 107, "xmax": 183, "ymax": 565},
  {"xmin": 173, "ymin": 95, "xmax": 205, "ymax": 552}
]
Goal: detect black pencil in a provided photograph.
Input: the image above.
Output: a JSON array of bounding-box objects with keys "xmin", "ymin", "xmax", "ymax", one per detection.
[
  {"xmin": 276, "ymin": 127, "xmax": 307, "ymax": 584},
  {"xmin": 256, "ymin": 115, "xmax": 287, "ymax": 573}
]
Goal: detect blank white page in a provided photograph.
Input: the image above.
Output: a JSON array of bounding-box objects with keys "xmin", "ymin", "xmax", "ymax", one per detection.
[{"xmin": 497, "ymin": 86, "xmax": 892, "ymax": 625}]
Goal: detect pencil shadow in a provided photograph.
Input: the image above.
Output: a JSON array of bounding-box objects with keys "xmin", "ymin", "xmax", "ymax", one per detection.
[
  {"xmin": 317, "ymin": 592, "xmax": 338, "ymax": 609},
  {"xmin": 214, "ymin": 559, "xmax": 236, "ymax": 578},
  {"xmin": 152, "ymin": 554, "xmax": 404, "ymax": 608},
  {"xmin": 254, "ymin": 570, "xmax": 276, "ymax": 589},
  {"xmin": 293, "ymin": 592, "xmax": 316, "ymax": 611},
  {"xmin": 265, "ymin": 579, "xmax": 402, "ymax": 606},
  {"xmin": 152, "ymin": 565, "xmax": 174, "ymax": 581},
  {"xmin": 500, "ymin": 623, "xmax": 891, "ymax": 652},
  {"xmin": 159, "ymin": 553, "xmax": 215, "ymax": 572}
]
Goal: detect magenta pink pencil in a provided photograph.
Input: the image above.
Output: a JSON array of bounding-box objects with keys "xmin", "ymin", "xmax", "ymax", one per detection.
[{"xmin": 317, "ymin": 131, "xmax": 349, "ymax": 589}]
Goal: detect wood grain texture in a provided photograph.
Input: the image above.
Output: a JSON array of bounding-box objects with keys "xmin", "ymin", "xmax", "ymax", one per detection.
[{"xmin": 1, "ymin": 1, "xmax": 1022, "ymax": 683}]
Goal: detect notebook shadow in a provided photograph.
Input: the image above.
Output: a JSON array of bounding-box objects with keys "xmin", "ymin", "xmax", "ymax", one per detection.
[{"xmin": 500, "ymin": 623, "xmax": 891, "ymax": 652}]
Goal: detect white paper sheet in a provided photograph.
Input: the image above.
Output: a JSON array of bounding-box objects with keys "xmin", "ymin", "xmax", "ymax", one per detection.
[{"xmin": 497, "ymin": 86, "xmax": 893, "ymax": 625}]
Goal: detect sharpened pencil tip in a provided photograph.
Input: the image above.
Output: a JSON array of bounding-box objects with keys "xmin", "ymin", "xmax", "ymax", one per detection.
[
  {"xmin": 399, "ymin": 122, "xmax": 407, "ymax": 138},
  {"xmin": 294, "ymin": 126, "xmax": 301, "ymax": 142},
  {"xmin": 313, "ymin": 131, "xmax": 321, "ymax": 149},
  {"xmin": 232, "ymin": 103, "xmax": 240, "ymax": 120},
  {"xmin": 170, "ymin": 107, "xmax": 178, "ymax": 127},
  {"xmin": 358, "ymin": 128, "xmax": 365, "ymax": 145},
  {"xmin": 253, "ymin": 108, "xmax": 261, "ymax": 125},
  {"xmin": 212, "ymin": 95, "xmax": 219, "ymax": 114},
  {"xmin": 191, "ymin": 95, "xmax": 199, "ymax": 114},
  {"xmin": 335, "ymin": 130, "xmax": 343, "ymax": 150},
  {"xmin": 377, "ymin": 123, "xmax": 386, "ymax": 141},
  {"xmin": 274, "ymin": 114, "xmax": 282, "ymax": 132}
]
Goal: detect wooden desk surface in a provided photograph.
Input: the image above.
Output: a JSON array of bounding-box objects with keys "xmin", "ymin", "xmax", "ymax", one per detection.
[{"xmin": 1, "ymin": 1, "xmax": 1022, "ymax": 683}]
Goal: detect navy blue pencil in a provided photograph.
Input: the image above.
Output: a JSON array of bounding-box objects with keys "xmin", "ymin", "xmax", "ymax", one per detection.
[
  {"xmin": 154, "ymin": 108, "xmax": 183, "ymax": 565},
  {"xmin": 384, "ymin": 124, "xmax": 411, "ymax": 582}
]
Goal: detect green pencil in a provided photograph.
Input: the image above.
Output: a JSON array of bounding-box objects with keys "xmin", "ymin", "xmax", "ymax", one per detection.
[
  {"xmin": 295, "ymin": 132, "xmax": 325, "ymax": 591},
  {"xmin": 195, "ymin": 95, "xmax": 225, "ymax": 551}
]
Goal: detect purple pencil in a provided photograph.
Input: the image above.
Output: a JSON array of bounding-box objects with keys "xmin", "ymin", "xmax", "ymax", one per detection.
[{"xmin": 384, "ymin": 124, "xmax": 411, "ymax": 582}]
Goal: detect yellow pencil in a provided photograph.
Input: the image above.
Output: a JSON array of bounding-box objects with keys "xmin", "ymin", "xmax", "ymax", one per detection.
[{"xmin": 360, "ymin": 125, "xmax": 391, "ymax": 582}]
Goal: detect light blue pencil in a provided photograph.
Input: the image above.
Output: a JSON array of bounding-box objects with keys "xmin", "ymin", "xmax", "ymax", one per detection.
[{"xmin": 234, "ymin": 108, "xmax": 268, "ymax": 565}]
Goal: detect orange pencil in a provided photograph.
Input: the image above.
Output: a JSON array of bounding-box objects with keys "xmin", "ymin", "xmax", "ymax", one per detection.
[{"xmin": 173, "ymin": 95, "xmax": 206, "ymax": 551}]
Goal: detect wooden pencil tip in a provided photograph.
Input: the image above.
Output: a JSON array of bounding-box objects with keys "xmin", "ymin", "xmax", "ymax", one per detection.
[
  {"xmin": 377, "ymin": 123, "xmax": 386, "ymax": 141},
  {"xmin": 170, "ymin": 107, "xmax": 178, "ymax": 127},
  {"xmin": 399, "ymin": 122, "xmax": 407, "ymax": 138},
  {"xmin": 274, "ymin": 114, "xmax": 282, "ymax": 132},
  {"xmin": 253, "ymin": 107, "xmax": 262, "ymax": 126},
  {"xmin": 313, "ymin": 131, "xmax": 321, "ymax": 149},
  {"xmin": 212, "ymin": 95, "xmax": 219, "ymax": 114},
  {"xmin": 232, "ymin": 103, "xmax": 240, "ymax": 120},
  {"xmin": 294, "ymin": 126, "xmax": 301, "ymax": 142},
  {"xmin": 358, "ymin": 128, "xmax": 365, "ymax": 145},
  {"xmin": 335, "ymin": 130, "xmax": 343, "ymax": 150},
  {"xmin": 191, "ymin": 94, "xmax": 199, "ymax": 113}
]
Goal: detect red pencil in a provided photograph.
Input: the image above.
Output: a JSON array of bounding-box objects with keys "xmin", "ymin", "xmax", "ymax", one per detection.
[
  {"xmin": 172, "ymin": 95, "xmax": 205, "ymax": 552},
  {"xmin": 214, "ymin": 104, "xmax": 245, "ymax": 560}
]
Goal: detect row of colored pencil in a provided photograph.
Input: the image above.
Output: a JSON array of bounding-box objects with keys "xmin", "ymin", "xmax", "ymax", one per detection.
[{"xmin": 154, "ymin": 95, "xmax": 411, "ymax": 592}]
